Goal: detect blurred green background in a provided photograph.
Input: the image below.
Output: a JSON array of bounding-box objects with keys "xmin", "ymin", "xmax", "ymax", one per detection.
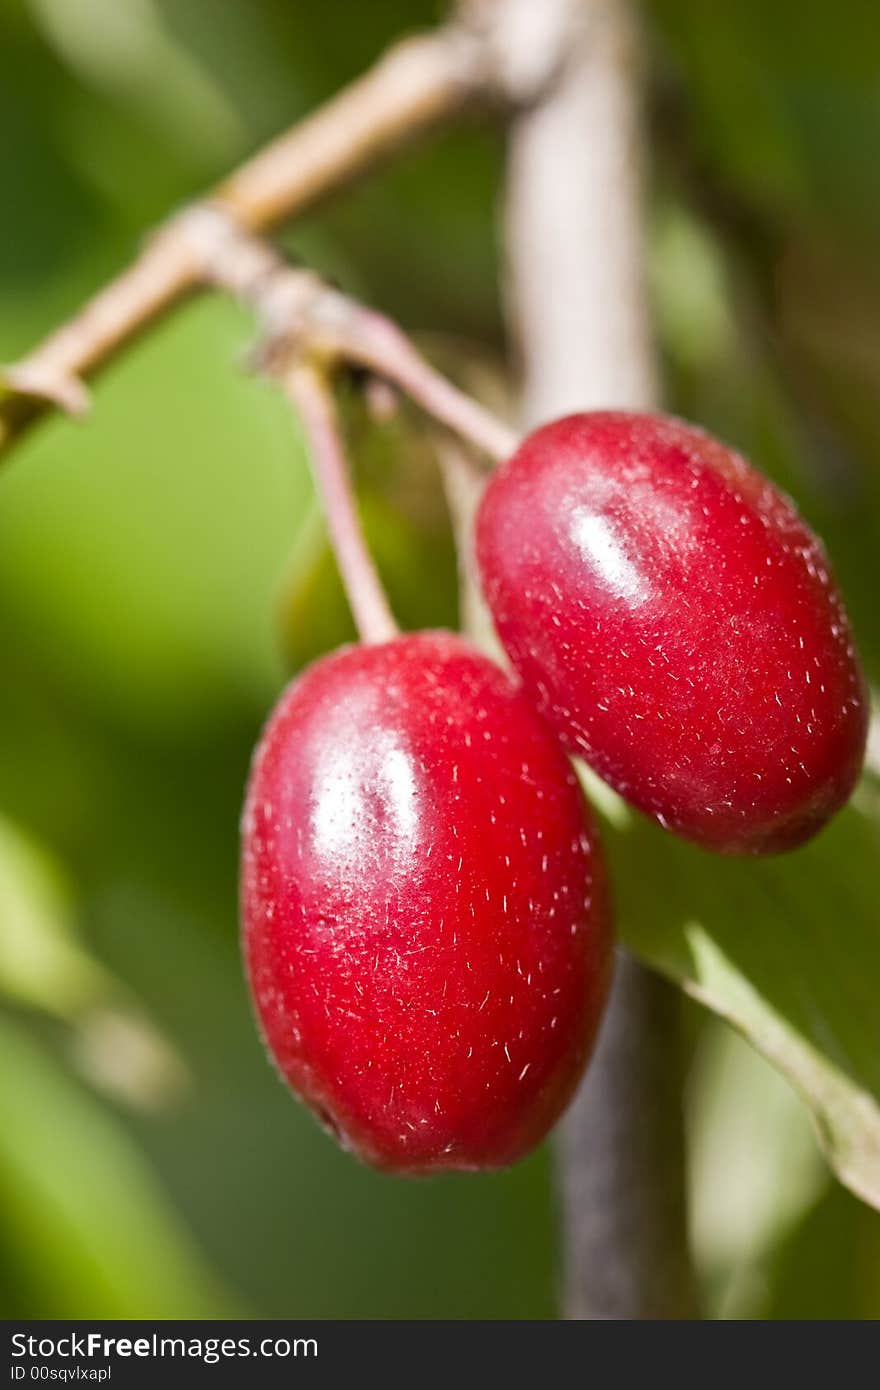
[{"xmin": 1, "ymin": 0, "xmax": 879, "ymax": 1319}]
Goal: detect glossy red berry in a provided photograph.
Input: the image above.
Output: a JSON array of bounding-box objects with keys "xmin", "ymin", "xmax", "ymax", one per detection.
[
  {"xmin": 241, "ymin": 631, "xmax": 610, "ymax": 1173},
  {"xmin": 476, "ymin": 412, "xmax": 867, "ymax": 854}
]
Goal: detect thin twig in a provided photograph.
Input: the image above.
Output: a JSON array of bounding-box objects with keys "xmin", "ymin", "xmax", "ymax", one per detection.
[
  {"xmin": 504, "ymin": 0, "xmax": 696, "ymax": 1319},
  {"xmin": 283, "ymin": 363, "xmax": 397, "ymax": 646},
  {"xmin": 328, "ymin": 305, "xmax": 519, "ymax": 464},
  {"xmin": 0, "ymin": 19, "xmax": 493, "ymax": 459}
]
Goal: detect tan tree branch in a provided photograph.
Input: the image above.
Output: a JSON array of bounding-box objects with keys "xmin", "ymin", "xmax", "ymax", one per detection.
[
  {"xmin": 0, "ymin": 18, "xmax": 496, "ymax": 459},
  {"xmin": 504, "ymin": 0, "xmax": 696, "ymax": 1319}
]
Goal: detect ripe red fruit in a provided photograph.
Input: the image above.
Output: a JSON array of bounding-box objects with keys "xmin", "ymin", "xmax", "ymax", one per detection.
[
  {"xmin": 241, "ymin": 631, "xmax": 609, "ymax": 1173},
  {"xmin": 476, "ymin": 412, "xmax": 868, "ymax": 855}
]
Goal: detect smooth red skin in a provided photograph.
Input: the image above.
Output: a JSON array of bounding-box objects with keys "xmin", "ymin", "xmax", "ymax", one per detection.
[
  {"xmin": 241, "ymin": 631, "xmax": 610, "ymax": 1173},
  {"xmin": 476, "ymin": 412, "xmax": 868, "ymax": 854}
]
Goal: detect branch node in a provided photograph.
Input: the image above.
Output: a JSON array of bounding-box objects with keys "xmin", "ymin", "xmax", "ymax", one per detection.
[
  {"xmin": 458, "ymin": 0, "xmax": 592, "ymax": 109},
  {"xmin": 363, "ymin": 376, "xmax": 400, "ymax": 424},
  {"xmin": 1, "ymin": 363, "xmax": 91, "ymax": 418}
]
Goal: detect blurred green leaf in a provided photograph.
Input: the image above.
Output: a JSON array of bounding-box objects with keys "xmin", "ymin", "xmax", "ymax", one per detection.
[
  {"xmin": 0, "ymin": 1014, "xmax": 237, "ymax": 1317},
  {"xmin": 604, "ymin": 792, "xmax": 880, "ymax": 1209},
  {"xmin": 0, "ymin": 296, "xmax": 310, "ymax": 734},
  {"xmin": 650, "ymin": 0, "xmax": 880, "ymax": 231},
  {"xmin": 687, "ymin": 1019, "xmax": 826, "ymax": 1317},
  {"xmin": 26, "ymin": 0, "xmax": 245, "ymax": 166},
  {"xmin": 764, "ymin": 1178, "xmax": 880, "ymax": 1318},
  {"xmin": 0, "ymin": 813, "xmax": 187, "ymax": 1111},
  {"xmin": 0, "ymin": 811, "xmax": 104, "ymax": 1017}
]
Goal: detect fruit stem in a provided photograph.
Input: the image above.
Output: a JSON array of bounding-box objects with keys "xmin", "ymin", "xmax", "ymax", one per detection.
[
  {"xmin": 337, "ymin": 302, "xmax": 519, "ymax": 465},
  {"xmin": 283, "ymin": 363, "xmax": 398, "ymax": 645}
]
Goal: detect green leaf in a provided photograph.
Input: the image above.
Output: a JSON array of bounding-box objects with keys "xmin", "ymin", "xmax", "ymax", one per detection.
[
  {"xmin": 0, "ymin": 813, "xmax": 187, "ymax": 1111},
  {"xmin": 601, "ymin": 781, "xmax": 880, "ymax": 1209},
  {"xmin": 763, "ymin": 1179, "xmax": 880, "ymax": 1318},
  {"xmin": 24, "ymin": 0, "xmax": 245, "ymax": 165},
  {"xmin": 0, "ymin": 1015, "xmax": 238, "ymax": 1317},
  {"xmin": 0, "ymin": 296, "xmax": 309, "ymax": 733},
  {"xmin": 687, "ymin": 1020, "xmax": 826, "ymax": 1317},
  {"xmin": 0, "ymin": 812, "xmax": 103, "ymax": 1018}
]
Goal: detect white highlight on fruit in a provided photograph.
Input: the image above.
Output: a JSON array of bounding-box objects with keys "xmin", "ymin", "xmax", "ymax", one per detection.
[
  {"xmin": 570, "ymin": 507, "xmax": 647, "ymax": 603},
  {"xmin": 311, "ymin": 732, "xmax": 419, "ymax": 867}
]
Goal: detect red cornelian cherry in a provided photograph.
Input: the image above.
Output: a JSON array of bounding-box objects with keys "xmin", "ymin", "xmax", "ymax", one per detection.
[
  {"xmin": 241, "ymin": 630, "xmax": 610, "ymax": 1172},
  {"xmin": 476, "ymin": 412, "xmax": 868, "ymax": 855}
]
